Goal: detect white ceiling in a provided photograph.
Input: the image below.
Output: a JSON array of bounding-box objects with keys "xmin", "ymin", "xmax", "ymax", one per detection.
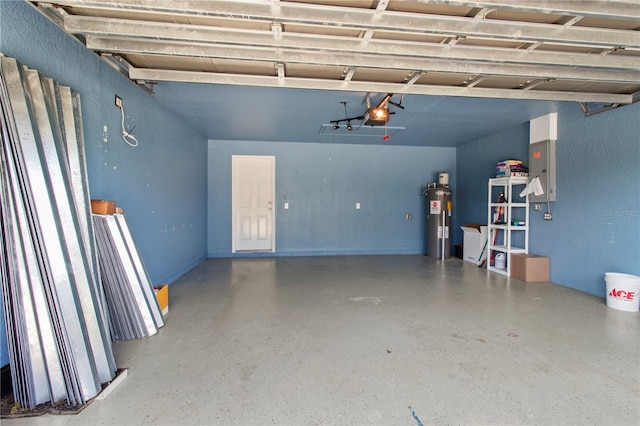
[{"xmin": 30, "ymin": 0, "xmax": 640, "ymax": 145}]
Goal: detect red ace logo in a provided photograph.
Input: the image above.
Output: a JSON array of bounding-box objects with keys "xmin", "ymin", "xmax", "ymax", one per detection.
[{"xmin": 608, "ymin": 288, "xmax": 637, "ymax": 301}]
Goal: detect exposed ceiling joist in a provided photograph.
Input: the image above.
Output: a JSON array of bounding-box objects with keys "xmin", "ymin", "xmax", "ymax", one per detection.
[
  {"xmin": 85, "ymin": 35, "xmax": 640, "ymax": 84},
  {"xmin": 463, "ymin": 75, "xmax": 489, "ymax": 88},
  {"xmin": 375, "ymin": 0, "xmax": 391, "ymax": 13},
  {"xmin": 51, "ymin": 0, "xmax": 640, "ymax": 48},
  {"xmin": 342, "ymin": 67, "xmax": 357, "ymax": 85},
  {"xmin": 405, "ymin": 71, "xmax": 426, "ymax": 86},
  {"xmin": 432, "ymin": 1, "xmax": 640, "ymax": 21},
  {"xmin": 129, "ymin": 67, "xmax": 634, "ymax": 104},
  {"xmin": 66, "ymin": 15, "xmax": 640, "ymax": 73},
  {"xmin": 31, "ymin": 0, "xmax": 640, "ymax": 104}
]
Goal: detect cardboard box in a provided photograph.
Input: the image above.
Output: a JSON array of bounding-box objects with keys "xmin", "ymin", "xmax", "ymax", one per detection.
[
  {"xmin": 510, "ymin": 254, "xmax": 549, "ymax": 282},
  {"xmin": 91, "ymin": 199, "xmax": 116, "ymax": 215},
  {"xmin": 154, "ymin": 285, "xmax": 168, "ymax": 316},
  {"xmin": 460, "ymin": 224, "xmax": 488, "ymax": 264}
]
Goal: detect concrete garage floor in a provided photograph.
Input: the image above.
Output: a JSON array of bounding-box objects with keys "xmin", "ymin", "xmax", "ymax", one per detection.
[{"xmin": 4, "ymin": 255, "xmax": 639, "ymax": 425}]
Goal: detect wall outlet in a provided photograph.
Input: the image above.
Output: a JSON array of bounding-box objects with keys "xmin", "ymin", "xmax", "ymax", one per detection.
[
  {"xmin": 544, "ymin": 213, "xmax": 553, "ymax": 220},
  {"xmin": 356, "ymin": 202, "xmax": 361, "ymax": 209},
  {"xmin": 284, "ymin": 202, "xmax": 289, "ymax": 209},
  {"xmin": 406, "ymin": 213, "xmax": 412, "ymax": 220},
  {"xmin": 115, "ymin": 95, "xmax": 122, "ymax": 109}
]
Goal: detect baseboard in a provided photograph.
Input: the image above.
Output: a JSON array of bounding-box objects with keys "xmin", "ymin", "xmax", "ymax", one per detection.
[
  {"xmin": 208, "ymin": 248, "xmax": 426, "ymax": 258},
  {"xmin": 152, "ymin": 254, "xmax": 207, "ymax": 285}
]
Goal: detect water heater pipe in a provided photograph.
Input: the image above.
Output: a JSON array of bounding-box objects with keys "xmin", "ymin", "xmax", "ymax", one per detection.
[{"xmin": 441, "ymin": 210, "xmax": 446, "ymax": 260}]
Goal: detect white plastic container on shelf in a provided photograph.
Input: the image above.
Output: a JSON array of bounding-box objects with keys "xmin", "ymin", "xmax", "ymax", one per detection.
[{"xmin": 605, "ymin": 273, "xmax": 640, "ymax": 312}]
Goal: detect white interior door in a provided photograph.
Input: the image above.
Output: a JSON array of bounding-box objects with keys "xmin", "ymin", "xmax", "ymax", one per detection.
[{"xmin": 232, "ymin": 155, "xmax": 275, "ymax": 252}]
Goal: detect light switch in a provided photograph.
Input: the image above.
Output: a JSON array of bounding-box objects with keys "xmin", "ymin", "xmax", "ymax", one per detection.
[
  {"xmin": 356, "ymin": 203, "xmax": 361, "ymax": 209},
  {"xmin": 284, "ymin": 202, "xmax": 289, "ymax": 209}
]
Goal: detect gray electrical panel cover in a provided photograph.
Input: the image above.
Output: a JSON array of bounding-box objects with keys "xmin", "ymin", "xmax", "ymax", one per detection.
[{"xmin": 528, "ymin": 139, "xmax": 556, "ymax": 202}]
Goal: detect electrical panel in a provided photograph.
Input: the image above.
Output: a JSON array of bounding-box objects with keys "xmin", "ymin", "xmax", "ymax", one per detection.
[{"xmin": 528, "ymin": 139, "xmax": 556, "ymax": 202}]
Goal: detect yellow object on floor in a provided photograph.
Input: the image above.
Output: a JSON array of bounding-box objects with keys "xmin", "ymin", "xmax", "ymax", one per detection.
[{"xmin": 154, "ymin": 285, "xmax": 168, "ymax": 316}]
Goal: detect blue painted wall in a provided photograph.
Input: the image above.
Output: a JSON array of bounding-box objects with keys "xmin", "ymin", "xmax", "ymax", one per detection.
[
  {"xmin": 530, "ymin": 102, "xmax": 640, "ymax": 296},
  {"xmin": 208, "ymin": 141, "xmax": 456, "ymax": 257},
  {"xmin": 1, "ymin": 1, "xmax": 208, "ymax": 366},
  {"xmin": 457, "ymin": 103, "xmax": 640, "ymax": 297},
  {"xmin": 456, "ymin": 122, "xmax": 530, "ymax": 228}
]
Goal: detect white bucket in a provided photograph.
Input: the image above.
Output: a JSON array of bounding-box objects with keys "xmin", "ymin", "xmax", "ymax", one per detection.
[
  {"xmin": 495, "ymin": 253, "xmax": 505, "ymax": 269},
  {"xmin": 605, "ymin": 272, "xmax": 640, "ymax": 312}
]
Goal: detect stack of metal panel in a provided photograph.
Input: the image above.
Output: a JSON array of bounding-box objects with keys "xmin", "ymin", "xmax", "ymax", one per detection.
[
  {"xmin": 0, "ymin": 56, "xmax": 116, "ymax": 408},
  {"xmin": 93, "ymin": 213, "xmax": 164, "ymax": 340}
]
